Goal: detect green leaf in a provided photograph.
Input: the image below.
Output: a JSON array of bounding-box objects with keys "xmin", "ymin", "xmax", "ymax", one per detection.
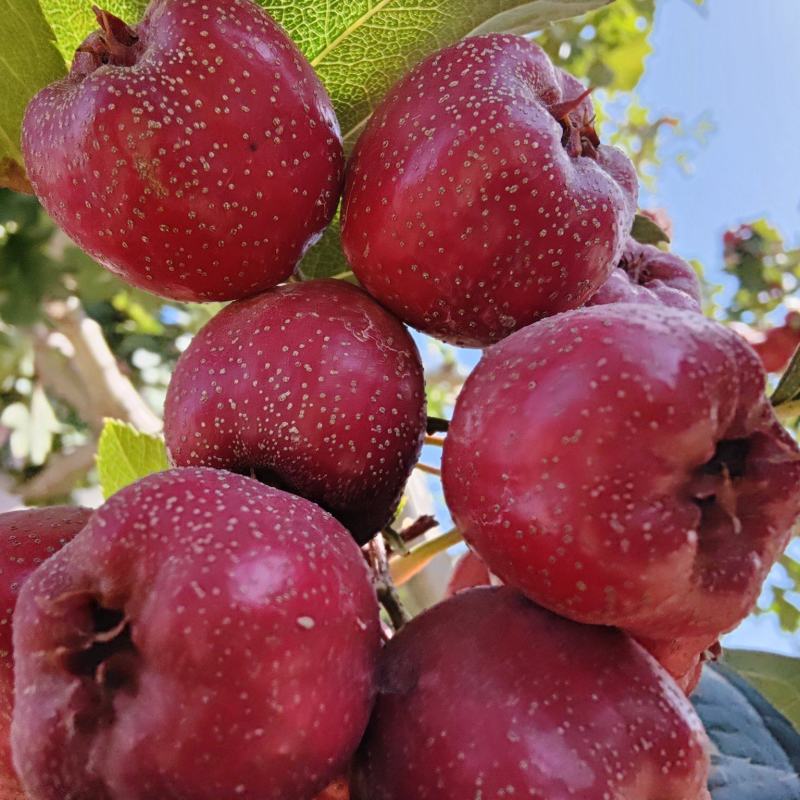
[
  {"xmin": 772, "ymin": 346, "xmax": 800, "ymax": 410},
  {"xmin": 40, "ymin": 0, "xmax": 611, "ymax": 153},
  {"xmin": 275, "ymin": 0, "xmax": 612, "ymax": 152},
  {"xmin": 631, "ymin": 213, "xmax": 670, "ymax": 246},
  {"xmin": 296, "ymin": 213, "xmax": 354, "ymax": 281},
  {"xmin": 96, "ymin": 418, "xmax": 169, "ymax": 499},
  {"xmin": 723, "ymin": 650, "xmax": 800, "ymax": 731},
  {"xmin": 0, "ymin": 0, "xmax": 67, "ymax": 190}
]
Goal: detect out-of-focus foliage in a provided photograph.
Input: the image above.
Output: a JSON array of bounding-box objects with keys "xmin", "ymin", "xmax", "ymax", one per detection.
[
  {"xmin": 721, "ymin": 221, "xmax": 800, "ymax": 324},
  {"xmin": 0, "ymin": 189, "xmax": 210, "ymax": 486}
]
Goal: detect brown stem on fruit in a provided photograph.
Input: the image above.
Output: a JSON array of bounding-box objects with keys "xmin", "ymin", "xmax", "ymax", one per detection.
[
  {"xmin": 426, "ymin": 416, "xmax": 450, "ymax": 435},
  {"xmin": 368, "ymin": 537, "xmax": 410, "ymax": 632}
]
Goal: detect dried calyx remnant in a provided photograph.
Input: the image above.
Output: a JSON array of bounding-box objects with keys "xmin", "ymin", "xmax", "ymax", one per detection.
[
  {"xmin": 74, "ymin": 7, "xmax": 142, "ymax": 72},
  {"xmin": 549, "ymin": 87, "xmax": 601, "ymax": 158}
]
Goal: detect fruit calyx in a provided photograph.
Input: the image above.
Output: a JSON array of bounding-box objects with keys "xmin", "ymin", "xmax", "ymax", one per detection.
[
  {"xmin": 55, "ymin": 595, "xmax": 138, "ymax": 730},
  {"xmin": 689, "ymin": 438, "xmax": 751, "ymax": 560},
  {"xmin": 73, "ymin": 6, "xmax": 140, "ymax": 74},
  {"xmin": 548, "ymin": 88, "xmax": 601, "ymax": 158}
]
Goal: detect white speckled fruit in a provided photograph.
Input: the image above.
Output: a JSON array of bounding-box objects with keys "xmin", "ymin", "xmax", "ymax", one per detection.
[
  {"xmin": 11, "ymin": 468, "xmax": 381, "ymax": 800},
  {"xmin": 341, "ymin": 34, "xmax": 638, "ymax": 347},
  {"xmin": 442, "ymin": 304, "xmax": 800, "ymax": 646},
  {"xmin": 22, "ymin": 0, "xmax": 343, "ymax": 302},
  {"xmin": 0, "ymin": 507, "xmax": 92, "ymax": 800},
  {"xmin": 164, "ymin": 280, "xmax": 427, "ymax": 544},
  {"xmin": 353, "ymin": 587, "xmax": 711, "ymax": 800}
]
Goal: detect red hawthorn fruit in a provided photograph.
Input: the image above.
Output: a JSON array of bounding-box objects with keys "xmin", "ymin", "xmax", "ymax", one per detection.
[
  {"xmin": 164, "ymin": 280, "xmax": 426, "ymax": 544},
  {"xmin": 11, "ymin": 469, "xmax": 380, "ymax": 800},
  {"xmin": 22, "ymin": 0, "xmax": 343, "ymax": 302},
  {"xmin": 587, "ymin": 238, "xmax": 701, "ymax": 311},
  {"xmin": 753, "ymin": 311, "xmax": 800, "ymax": 373},
  {"xmin": 353, "ymin": 587, "xmax": 711, "ymax": 800},
  {"xmin": 444, "ymin": 550, "xmax": 711, "ymax": 693},
  {"xmin": 0, "ymin": 507, "xmax": 92, "ymax": 799},
  {"xmin": 442, "ymin": 304, "xmax": 800, "ymax": 648},
  {"xmin": 637, "ymin": 636, "xmax": 721, "ymax": 696},
  {"xmin": 445, "ymin": 548, "xmax": 493, "ymax": 597},
  {"xmin": 341, "ymin": 34, "xmax": 638, "ymax": 347}
]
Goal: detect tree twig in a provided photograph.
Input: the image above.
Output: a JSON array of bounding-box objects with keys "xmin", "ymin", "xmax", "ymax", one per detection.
[
  {"xmin": 368, "ymin": 537, "xmax": 410, "ymax": 632},
  {"xmin": 390, "ymin": 528, "xmax": 463, "ymax": 587}
]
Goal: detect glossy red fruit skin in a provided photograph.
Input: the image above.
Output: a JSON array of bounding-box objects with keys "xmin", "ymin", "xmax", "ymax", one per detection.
[
  {"xmin": 445, "ymin": 548, "xmax": 493, "ymax": 597},
  {"xmin": 753, "ymin": 311, "xmax": 800, "ymax": 373},
  {"xmin": 12, "ymin": 469, "xmax": 380, "ymax": 800},
  {"xmin": 587, "ymin": 238, "xmax": 701, "ymax": 311},
  {"xmin": 442, "ymin": 304, "xmax": 800, "ymax": 644},
  {"xmin": 0, "ymin": 507, "xmax": 91, "ymax": 800},
  {"xmin": 22, "ymin": 0, "xmax": 343, "ymax": 302},
  {"xmin": 353, "ymin": 587, "xmax": 711, "ymax": 800},
  {"xmin": 444, "ymin": 551, "xmax": 710, "ymax": 694},
  {"xmin": 341, "ymin": 34, "xmax": 637, "ymax": 347},
  {"xmin": 164, "ymin": 280, "xmax": 426, "ymax": 544},
  {"xmin": 636, "ymin": 636, "xmax": 721, "ymax": 696}
]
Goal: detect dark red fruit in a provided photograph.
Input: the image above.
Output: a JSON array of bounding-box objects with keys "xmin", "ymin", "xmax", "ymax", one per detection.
[
  {"xmin": 0, "ymin": 506, "xmax": 91, "ymax": 799},
  {"xmin": 636, "ymin": 635, "xmax": 721, "ymax": 696},
  {"xmin": 353, "ymin": 587, "xmax": 711, "ymax": 800},
  {"xmin": 443, "ymin": 304, "xmax": 800, "ymax": 648},
  {"xmin": 341, "ymin": 34, "xmax": 637, "ymax": 347},
  {"xmin": 12, "ymin": 469, "xmax": 380, "ymax": 799},
  {"xmin": 164, "ymin": 280, "xmax": 426, "ymax": 544},
  {"xmin": 23, "ymin": 0, "xmax": 343, "ymax": 302},
  {"xmin": 753, "ymin": 311, "xmax": 800, "ymax": 373},
  {"xmin": 444, "ymin": 548, "xmax": 492, "ymax": 597},
  {"xmin": 587, "ymin": 238, "xmax": 701, "ymax": 311}
]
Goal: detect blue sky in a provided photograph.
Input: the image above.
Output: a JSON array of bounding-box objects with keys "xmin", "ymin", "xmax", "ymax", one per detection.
[
  {"xmin": 428, "ymin": 0, "xmax": 800, "ymax": 655},
  {"xmin": 635, "ymin": 0, "xmax": 800, "ymax": 654},
  {"xmin": 640, "ymin": 0, "xmax": 800, "ymax": 285}
]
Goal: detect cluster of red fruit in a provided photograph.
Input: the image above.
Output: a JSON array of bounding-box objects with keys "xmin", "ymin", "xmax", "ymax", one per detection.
[{"xmin": 3, "ymin": 1, "xmax": 799, "ymax": 798}]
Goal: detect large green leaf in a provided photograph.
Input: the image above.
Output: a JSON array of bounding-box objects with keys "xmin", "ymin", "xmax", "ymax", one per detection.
[
  {"xmin": 723, "ymin": 650, "xmax": 800, "ymax": 731},
  {"xmin": 0, "ymin": 0, "xmax": 66, "ymax": 190},
  {"xmin": 42, "ymin": 0, "xmax": 611, "ymax": 151}
]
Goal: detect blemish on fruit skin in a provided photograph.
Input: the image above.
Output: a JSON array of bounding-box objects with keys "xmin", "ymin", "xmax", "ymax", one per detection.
[
  {"xmin": 342, "ymin": 34, "xmax": 638, "ymax": 347},
  {"xmin": 11, "ymin": 468, "xmax": 381, "ymax": 800},
  {"xmin": 354, "ymin": 587, "xmax": 711, "ymax": 800},
  {"xmin": 443, "ymin": 304, "xmax": 800, "ymax": 651},
  {"xmin": 22, "ymin": 0, "xmax": 344, "ymax": 303},
  {"xmin": 164, "ymin": 279, "xmax": 427, "ymax": 544}
]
